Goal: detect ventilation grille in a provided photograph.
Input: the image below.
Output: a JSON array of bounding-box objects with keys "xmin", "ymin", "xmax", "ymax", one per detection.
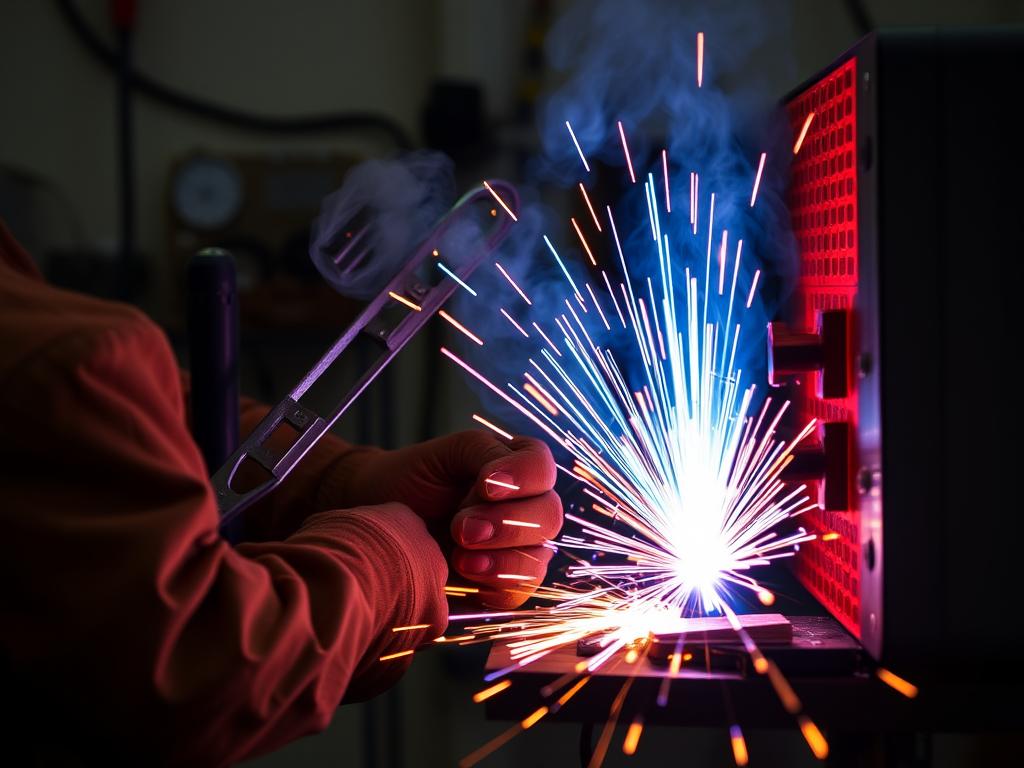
[{"xmin": 786, "ymin": 57, "xmax": 861, "ymax": 639}]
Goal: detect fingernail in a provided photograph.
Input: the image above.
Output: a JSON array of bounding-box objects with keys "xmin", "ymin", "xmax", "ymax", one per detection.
[
  {"xmin": 459, "ymin": 553, "xmax": 493, "ymax": 575},
  {"xmin": 460, "ymin": 517, "xmax": 495, "ymax": 545},
  {"xmin": 485, "ymin": 471, "xmax": 518, "ymax": 499}
]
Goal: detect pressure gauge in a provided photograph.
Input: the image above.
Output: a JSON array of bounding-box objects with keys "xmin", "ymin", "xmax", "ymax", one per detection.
[{"xmin": 172, "ymin": 155, "xmax": 244, "ymax": 231}]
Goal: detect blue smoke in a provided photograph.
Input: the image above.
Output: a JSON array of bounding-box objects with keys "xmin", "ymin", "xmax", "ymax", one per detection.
[{"xmin": 452, "ymin": 0, "xmax": 800, "ymax": 432}]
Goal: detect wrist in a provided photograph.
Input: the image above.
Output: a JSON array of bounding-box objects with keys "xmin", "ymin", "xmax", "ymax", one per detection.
[{"xmin": 314, "ymin": 444, "xmax": 387, "ymax": 511}]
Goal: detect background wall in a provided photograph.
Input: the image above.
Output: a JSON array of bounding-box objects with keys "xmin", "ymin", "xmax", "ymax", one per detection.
[{"xmin": 2, "ymin": 2, "xmax": 1022, "ymax": 767}]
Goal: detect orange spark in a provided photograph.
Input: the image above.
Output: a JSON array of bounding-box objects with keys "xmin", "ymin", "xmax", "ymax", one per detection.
[
  {"xmin": 521, "ymin": 706, "xmax": 548, "ymax": 730},
  {"xmin": 697, "ymin": 32, "xmax": 705, "ymax": 87},
  {"xmin": 472, "ymin": 680, "xmax": 511, "ymax": 703},
  {"xmin": 524, "ymin": 381, "xmax": 560, "ymax": 416},
  {"xmin": 877, "ymin": 668, "xmax": 919, "ymax": 699},
  {"xmin": 483, "ymin": 180, "xmax": 517, "ymax": 221},
  {"xmin": 798, "ymin": 716, "xmax": 829, "ymax": 759},
  {"xmin": 439, "ymin": 310, "xmax": 483, "ymax": 345},
  {"xmin": 579, "ymin": 183, "xmax": 603, "ymax": 231},
  {"xmin": 379, "ymin": 649, "xmax": 415, "ymax": 662},
  {"xmin": 793, "ymin": 112, "xmax": 815, "ymax": 155},
  {"xmin": 572, "ymin": 217, "xmax": 597, "ymax": 265},
  {"xmin": 391, "ymin": 623, "xmax": 431, "ymax": 633},
  {"xmin": 388, "ymin": 291, "xmax": 421, "ymax": 311},
  {"xmin": 472, "ymin": 413, "xmax": 513, "ymax": 440},
  {"xmin": 730, "ymin": 725, "xmax": 749, "ymax": 766},
  {"xmin": 557, "ymin": 676, "xmax": 590, "ymax": 706},
  {"xmin": 623, "ymin": 717, "xmax": 644, "ymax": 755}
]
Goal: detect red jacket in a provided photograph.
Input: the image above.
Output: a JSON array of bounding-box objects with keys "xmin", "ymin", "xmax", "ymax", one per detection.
[{"xmin": 0, "ymin": 221, "xmax": 446, "ymax": 765}]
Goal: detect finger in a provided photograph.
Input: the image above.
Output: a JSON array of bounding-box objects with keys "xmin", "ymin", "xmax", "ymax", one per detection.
[
  {"xmin": 468, "ymin": 583, "xmax": 545, "ymax": 611},
  {"xmin": 469, "ymin": 436, "xmax": 557, "ymax": 504},
  {"xmin": 451, "ymin": 492, "xmax": 563, "ymax": 550},
  {"xmin": 451, "ymin": 545, "xmax": 554, "ymax": 592}
]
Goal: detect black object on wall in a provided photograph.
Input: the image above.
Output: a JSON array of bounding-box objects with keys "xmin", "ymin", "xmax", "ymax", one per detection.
[{"xmin": 186, "ymin": 248, "xmax": 240, "ymax": 476}]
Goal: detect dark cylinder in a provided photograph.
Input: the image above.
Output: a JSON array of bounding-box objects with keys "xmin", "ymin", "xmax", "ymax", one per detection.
[{"xmin": 186, "ymin": 248, "xmax": 239, "ymax": 474}]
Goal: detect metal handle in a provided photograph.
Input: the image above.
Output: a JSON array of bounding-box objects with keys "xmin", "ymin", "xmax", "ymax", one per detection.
[{"xmin": 211, "ymin": 180, "xmax": 519, "ymax": 528}]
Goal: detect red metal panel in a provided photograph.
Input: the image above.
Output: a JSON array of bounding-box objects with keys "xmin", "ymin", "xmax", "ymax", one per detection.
[{"xmin": 786, "ymin": 57, "xmax": 861, "ymax": 639}]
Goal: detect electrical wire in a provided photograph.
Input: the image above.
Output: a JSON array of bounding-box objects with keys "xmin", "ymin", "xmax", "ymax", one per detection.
[{"xmin": 54, "ymin": 0, "xmax": 414, "ymax": 148}]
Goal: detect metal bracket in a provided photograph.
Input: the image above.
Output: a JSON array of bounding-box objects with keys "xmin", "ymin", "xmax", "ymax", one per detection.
[{"xmin": 211, "ymin": 180, "xmax": 519, "ymax": 528}]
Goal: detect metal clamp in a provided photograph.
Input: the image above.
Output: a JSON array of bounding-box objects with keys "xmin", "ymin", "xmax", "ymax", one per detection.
[{"xmin": 212, "ymin": 180, "xmax": 519, "ymax": 528}]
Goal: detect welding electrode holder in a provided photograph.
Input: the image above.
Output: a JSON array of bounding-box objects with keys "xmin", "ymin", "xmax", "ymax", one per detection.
[{"xmin": 210, "ymin": 181, "xmax": 519, "ymax": 529}]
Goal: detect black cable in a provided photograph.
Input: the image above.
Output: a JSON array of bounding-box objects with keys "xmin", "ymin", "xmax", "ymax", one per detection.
[
  {"xmin": 842, "ymin": 0, "xmax": 875, "ymax": 35},
  {"xmin": 54, "ymin": 0, "xmax": 413, "ymax": 148}
]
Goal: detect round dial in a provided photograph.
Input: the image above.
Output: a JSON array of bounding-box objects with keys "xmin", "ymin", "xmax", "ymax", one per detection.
[{"xmin": 172, "ymin": 156, "xmax": 243, "ymax": 231}]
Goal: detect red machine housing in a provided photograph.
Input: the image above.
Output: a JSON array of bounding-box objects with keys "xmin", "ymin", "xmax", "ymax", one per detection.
[{"xmin": 783, "ymin": 57, "xmax": 863, "ymax": 642}]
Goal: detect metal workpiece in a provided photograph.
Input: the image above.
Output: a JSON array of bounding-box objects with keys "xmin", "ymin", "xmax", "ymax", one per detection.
[{"xmin": 211, "ymin": 180, "xmax": 519, "ymax": 528}]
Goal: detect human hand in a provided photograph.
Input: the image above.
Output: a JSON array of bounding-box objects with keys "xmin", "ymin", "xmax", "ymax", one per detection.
[{"xmin": 327, "ymin": 432, "xmax": 562, "ymax": 609}]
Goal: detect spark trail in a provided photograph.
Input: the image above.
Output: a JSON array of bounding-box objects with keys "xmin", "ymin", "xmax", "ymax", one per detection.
[{"xmin": 368, "ymin": 31, "xmax": 919, "ymax": 768}]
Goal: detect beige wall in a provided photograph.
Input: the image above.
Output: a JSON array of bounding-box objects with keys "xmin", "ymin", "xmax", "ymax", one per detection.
[{"xmin": 3, "ymin": 0, "xmax": 1020, "ymax": 275}]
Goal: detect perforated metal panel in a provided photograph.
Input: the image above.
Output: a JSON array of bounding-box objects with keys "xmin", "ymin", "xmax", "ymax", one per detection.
[{"xmin": 786, "ymin": 57, "xmax": 862, "ymax": 639}]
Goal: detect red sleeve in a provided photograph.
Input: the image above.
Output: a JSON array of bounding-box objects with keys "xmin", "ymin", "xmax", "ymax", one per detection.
[
  {"xmin": 0, "ymin": 313, "xmax": 447, "ymax": 765},
  {"xmin": 175, "ymin": 371, "xmax": 380, "ymax": 542}
]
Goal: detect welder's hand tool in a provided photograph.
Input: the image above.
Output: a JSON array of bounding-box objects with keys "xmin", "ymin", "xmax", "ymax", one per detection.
[{"xmin": 211, "ymin": 181, "xmax": 519, "ymax": 530}]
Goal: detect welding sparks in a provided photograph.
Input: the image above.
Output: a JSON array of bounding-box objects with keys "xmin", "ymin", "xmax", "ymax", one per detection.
[
  {"xmin": 618, "ymin": 121, "xmax": 637, "ymax": 184},
  {"xmin": 391, "ymin": 624, "xmax": 431, "ymax": 633},
  {"xmin": 730, "ymin": 725, "xmax": 749, "ymax": 766},
  {"xmin": 444, "ymin": 149, "xmax": 817, "ymax": 644},
  {"xmin": 495, "ymin": 262, "xmax": 532, "ymax": 305},
  {"xmin": 439, "ymin": 310, "xmax": 484, "ymax": 345},
  {"xmin": 798, "ymin": 716, "xmax": 829, "ymax": 759},
  {"xmin": 697, "ymin": 32, "xmax": 705, "ymax": 87},
  {"xmin": 877, "ymin": 668, "xmax": 919, "ymax": 699},
  {"xmin": 472, "ymin": 680, "xmax": 511, "ymax": 703},
  {"xmin": 662, "ymin": 149, "xmax": 671, "ymax": 213},
  {"xmin": 388, "ymin": 291, "xmax": 421, "ymax": 312},
  {"xmin": 746, "ymin": 269, "xmax": 761, "ymax": 308},
  {"xmin": 444, "ymin": 585, "xmax": 480, "ymax": 595},
  {"xmin": 580, "ymin": 183, "xmax": 603, "ymax": 232},
  {"xmin": 572, "ymin": 217, "xmax": 597, "ymax": 265},
  {"xmin": 484, "ymin": 180, "xmax": 518, "ymax": 221},
  {"xmin": 473, "ymin": 413, "xmax": 514, "ymax": 440},
  {"xmin": 437, "ymin": 262, "xmax": 478, "ymax": 296},
  {"xmin": 566, "ymin": 120, "xmax": 592, "ymax": 173},
  {"xmin": 379, "ymin": 650, "xmax": 415, "ymax": 662},
  {"xmin": 794, "ymin": 111, "xmax": 815, "ymax": 155},
  {"xmin": 500, "ymin": 308, "xmax": 531, "ymax": 338},
  {"xmin": 750, "ymin": 152, "xmax": 767, "ymax": 207},
  {"xmin": 443, "ymin": 109, "xmax": 829, "ymax": 765},
  {"xmin": 622, "ymin": 717, "xmax": 644, "ymax": 755}
]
